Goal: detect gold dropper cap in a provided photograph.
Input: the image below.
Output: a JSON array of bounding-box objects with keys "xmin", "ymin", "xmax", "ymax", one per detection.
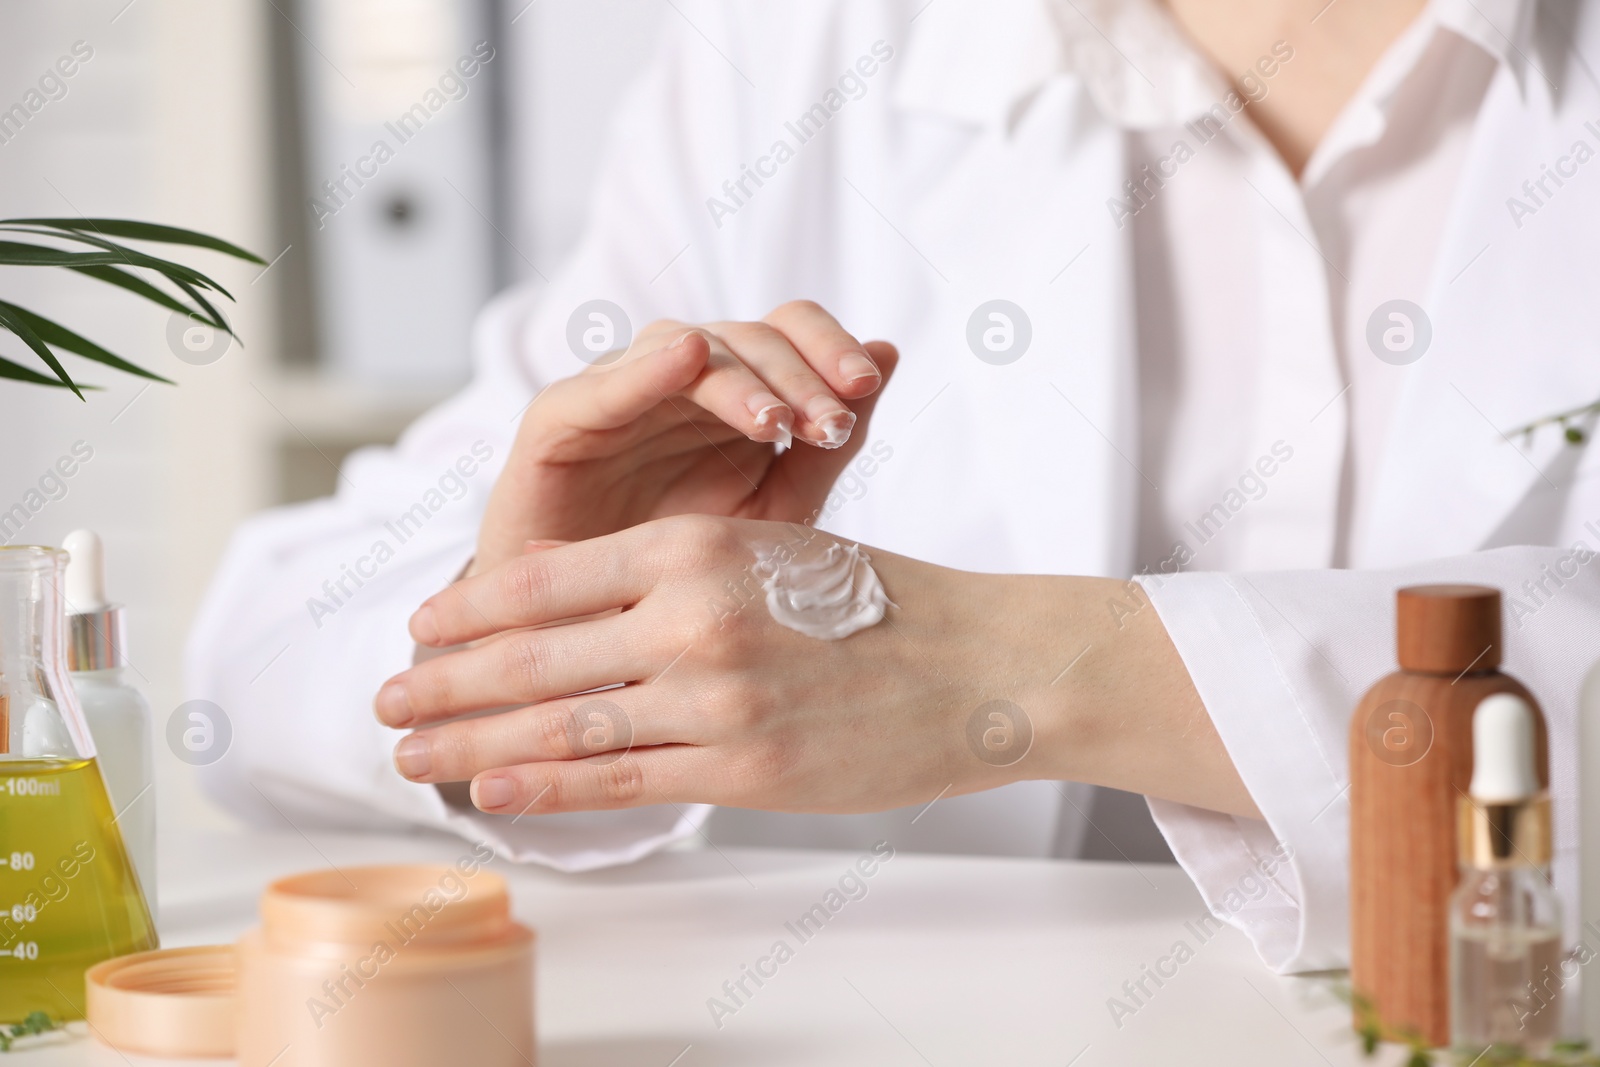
[{"xmin": 1457, "ymin": 793, "xmax": 1551, "ymax": 868}]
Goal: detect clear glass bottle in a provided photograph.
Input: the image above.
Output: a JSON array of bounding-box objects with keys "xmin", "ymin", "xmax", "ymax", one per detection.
[
  {"xmin": 0, "ymin": 546, "xmax": 156, "ymax": 1025},
  {"xmin": 1449, "ymin": 693, "xmax": 1562, "ymax": 1057},
  {"xmin": 63, "ymin": 530, "xmax": 156, "ymax": 918}
]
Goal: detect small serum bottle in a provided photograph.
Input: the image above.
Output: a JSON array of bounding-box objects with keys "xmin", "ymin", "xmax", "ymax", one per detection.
[
  {"xmin": 1449, "ymin": 693, "xmax": 1562, "ymax": 1056},
  {"xmin": 64, "ymin": 529, "xmax": 158, "ymax": 917}
]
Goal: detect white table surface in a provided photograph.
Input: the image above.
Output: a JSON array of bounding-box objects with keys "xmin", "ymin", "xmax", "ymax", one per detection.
[{"xmin": 11, "ymin": 829, "xmax": 1401, "ymax": 1066}]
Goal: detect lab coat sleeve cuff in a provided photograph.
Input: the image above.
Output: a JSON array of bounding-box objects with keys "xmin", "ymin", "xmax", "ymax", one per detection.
[
  {"xmin": 1134, "ymin": 571, "xmax": 1350, "ymax": 974},
  {"xmin": 437, "ymin": 797, "xmax": 715, "ymax": 874}
]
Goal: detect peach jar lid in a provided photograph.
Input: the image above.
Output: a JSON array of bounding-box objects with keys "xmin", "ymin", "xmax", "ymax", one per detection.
[{"xmin": 85, "ymin": 944, "xmax": 237, "ymax": 1059}]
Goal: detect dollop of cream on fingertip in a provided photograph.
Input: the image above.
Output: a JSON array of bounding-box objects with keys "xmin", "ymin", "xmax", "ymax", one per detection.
[
  {"xmin": 753, "ymin": 404, "xmax": 794, "ymax": 448},
  {"xmin": 813, "ymin": 410, "xmax": 856, "ymax": 449},
  {"xmin": 754, "ymin": 540, "xmax": 891, "ymax": 639}
]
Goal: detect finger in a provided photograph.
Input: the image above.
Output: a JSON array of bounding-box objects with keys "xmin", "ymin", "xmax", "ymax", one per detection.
[
  {"xmin": 764, "ymin": 300, "xmax": 884, "ymax": 401},
  {"xmin": 655, "ymin": 328, "xmax": 796, "ymax": 445},
  {"xmin": 377, "ymin": 612, "xmax": 652, "ymax": 728},
  {"xmin": 467, "ymin": 746, "xmax": 711, "ymax": 814},
  {"xmin": 704, "ymin": 319, "xmax": 859, "ymax": 449},
  {"xmin": 393, "ymin": 688, "xmax": 686, "ymax": 783},
  {"xmin": 411, "ymin": 531, "xmax": 650, "ymax": 647},
  {"xmin": 762, "ymin": 341, "xmax": 900, "ymax": 516},
  {"xmin": 556, "ymin": 329, "xmax": 709, "ymax": 432}
]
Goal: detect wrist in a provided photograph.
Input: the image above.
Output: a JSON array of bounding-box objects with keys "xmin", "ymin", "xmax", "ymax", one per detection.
[
  {"xmin": 958, "ymin": 571, "xmax": 1257, "ymax": 818},
  {"xmin": 984, "ymin": 574, "xmax": 1118, "ymax": 788},
  {"xmin": 928, "ymin": 570, "xmax": 1099, "ymax": 790}
]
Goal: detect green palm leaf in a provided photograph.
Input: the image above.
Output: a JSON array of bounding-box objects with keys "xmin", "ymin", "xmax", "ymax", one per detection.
[
  {"xmin": 0, "ymin": 353, "xmax": 89, "ymax": 389},
  {"xmin": 6, "ymin": 217, "xmax": 265, "ymax": 264},
  {"xmin": 70, "ymin": 264, "xmax": 230, "ymax": 332},
  {"xmin": 0, "ymin": 302, "xmax": 173, "ymax": 384},
  {"xmin": 171, "ymin": 277, "xmax": 233, "ymax": 341},
  {"xmin": 0, "ymin": 228, "xmax": 231, "ymax": 296},
  {"xmin": 0, "ymin": 241, "xmax": 133, "ymax": 268},
  {"xmin": 0, "ymin": 216, "xmax": 259, "ymax": 398},
  {"xmin": 0, "ymin": 303, "xmax": 82, "ymax": 398}
]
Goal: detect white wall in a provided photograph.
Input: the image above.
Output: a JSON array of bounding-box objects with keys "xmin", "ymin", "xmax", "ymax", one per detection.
[{"xmin": 0, "ymin": 0, "xmax": 277, "ymax": 840}]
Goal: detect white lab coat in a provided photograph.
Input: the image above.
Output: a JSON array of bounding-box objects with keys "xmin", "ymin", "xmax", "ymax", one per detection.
[{"xmin": 187, "ymin": 0, "xmax": 1600, "ymax": 974}]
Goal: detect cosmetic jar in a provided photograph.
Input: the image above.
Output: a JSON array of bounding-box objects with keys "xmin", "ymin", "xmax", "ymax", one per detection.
[{"xmin": 86, "ymin": 864, "xmax": 536, "ymax": 1065}]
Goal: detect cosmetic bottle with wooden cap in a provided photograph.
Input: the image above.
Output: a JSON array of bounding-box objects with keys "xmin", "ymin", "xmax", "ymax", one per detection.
[{"xmin": 1349, "ymin": 585, "xmax": 1548, "ymax": 1046}]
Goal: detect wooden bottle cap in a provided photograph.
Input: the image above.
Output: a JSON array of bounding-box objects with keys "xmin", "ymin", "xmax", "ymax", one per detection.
[{"xmin": 1396, "ymin": 584, "xmax": 1501, "ymax": 674}]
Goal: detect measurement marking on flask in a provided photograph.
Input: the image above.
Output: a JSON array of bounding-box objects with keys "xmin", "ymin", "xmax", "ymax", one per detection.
[
  {"xmin": 0, "ymin": 852, "xmax": 35, "ymax": 870},
  {"xmin": 0, "ymin": 943, "xmax": 39, "ymax": 960},
  {"xmin": 3, "ymin": 778, "xmax": 62, "ymax": 797},
  {"xmin": 6, "ymin": 904, "xmax": 37, "ymax": 923}
]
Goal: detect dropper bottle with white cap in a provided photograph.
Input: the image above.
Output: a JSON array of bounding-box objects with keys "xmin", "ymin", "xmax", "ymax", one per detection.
[
  {"xmin": 1448, "ymin": 692, "xmax": 1562, "ymax": 1056},
  {"xmin": 63, "ymin": 529, "xmax": 156, "ymax": 917}
]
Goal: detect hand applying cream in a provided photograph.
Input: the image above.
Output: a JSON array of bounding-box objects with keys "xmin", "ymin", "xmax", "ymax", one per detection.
[{"xmin": 380, "ymin": 515, "xmax": 1258, "ymax": 824}]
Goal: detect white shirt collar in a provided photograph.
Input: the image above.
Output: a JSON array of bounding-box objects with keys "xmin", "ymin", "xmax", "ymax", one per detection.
[
  {"xmin": 1435, "ymin": 0, "xmax": 1537, "ymax": 89},
  {"xmin": 894, "ymin": 0, "xmax": 1536, "ymax": 131}
]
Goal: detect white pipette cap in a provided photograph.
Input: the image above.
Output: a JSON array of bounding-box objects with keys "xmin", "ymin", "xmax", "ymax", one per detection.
[
  {"xmin": 1460, "ymin": 692, "xmax": 1550, "ymax": 867},
  {"xmin": 1470, "ymin": 693, "xmax": 1539, "ymax": 803},
  {"xmin": 63, "ymin": 529, "xmax": 127, "ymax": 671}
]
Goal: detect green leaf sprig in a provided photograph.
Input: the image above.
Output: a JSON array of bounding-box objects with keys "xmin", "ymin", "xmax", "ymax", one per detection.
[
  {"xmin": 0, "ymin": 217, "xmax": 264, "ymax": 399},
  {"xmin": 0, "ymin": 1012, "xmax": 56, "ymax": 1052},
  {"xmin": 1509, "ymin": 398, "xmax": 1600, "ymax": 446},
  {"xmin": 1346, "ymin": 988, "xmax": 1600, "ymax": 1067}
]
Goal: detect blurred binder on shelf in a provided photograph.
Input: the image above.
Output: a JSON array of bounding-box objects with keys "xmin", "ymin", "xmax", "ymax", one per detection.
[{"xmin": 286, "ymin": 0, "xmax": 499, "ymax": 389}]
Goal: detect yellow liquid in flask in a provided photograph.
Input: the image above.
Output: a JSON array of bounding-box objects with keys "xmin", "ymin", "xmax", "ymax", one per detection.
[{"xmin": 0, "ymin": 758, "xmax": 157, "ymax": 1023}]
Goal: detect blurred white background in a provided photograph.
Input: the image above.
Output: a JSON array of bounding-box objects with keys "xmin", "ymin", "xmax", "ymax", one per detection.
[{"xmin": 0, "ymin": 0, "xmax": 665, "ymax": 843}]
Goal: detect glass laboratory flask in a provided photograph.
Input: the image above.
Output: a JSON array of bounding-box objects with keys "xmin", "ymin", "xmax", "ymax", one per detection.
[{"xmin": 0, "ymin": 546, "xmax": 155, "ymax": 1024}]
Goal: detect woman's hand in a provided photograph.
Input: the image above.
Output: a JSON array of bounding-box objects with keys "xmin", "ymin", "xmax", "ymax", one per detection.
[
  {"xmin": 375, "ymin": 516, "xmax": 1260, "ymax": 821},
  {"xmin": 473, "ymin": 302, "xmax": 898, "ymax": 574}
]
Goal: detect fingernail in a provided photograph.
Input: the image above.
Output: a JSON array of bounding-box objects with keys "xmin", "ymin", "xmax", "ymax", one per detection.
[
  {"xmin": 804, "ymin": 397, "xmax": 856, "ymax": 449},
  {"xmin": 838, "ymin": 351, "xmax": 880, "ymax": 385},
  {"xmin": 472, "ymin": 776, "xmax": 516, "ymax": 811},
  {"xmin": 749, "ymin": 396, "xmax": 794, "ymax": 448},
  {"xmin": 671, "ymin": 328, "xmax": 702, "ymax": 349},
  {"xmin": 410, "ymin": 605, "xmax": 440, "ymax": 645},
  {"xmin": 376, "ymin": 682, "xmax": 413, "ymax": 727},
  {"xmin": 394, "ymin": 735, "xmax": 432, "ymax": 779}
]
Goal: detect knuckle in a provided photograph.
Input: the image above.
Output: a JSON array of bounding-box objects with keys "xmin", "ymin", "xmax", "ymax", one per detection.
[
  {"xmin": 532, "ymin": 772, "xmax": 564, "ymax": 811},
  {"xmin": 432, "ymin": 726, "xmax": 483, "ymax": 776},
  {"xmin": 498, "ymin": 635, "xmax": 548, "ymax": 698},
  {"xmin": 715, "ymin": 320, "xmax": 783, "ymax": 352},
  {"xmin": 594, "ymin": 757, "xmax": 647, "ymax": 805},
  {"xmin": 406, "ymin": 665, "xmax": 453, "ymax": 716},
  {"xmin": 770, "ymin": 298, "xmax": 826, "ymax": 322},
  {"xmin": 741, "ymin": 319, "xmax": 786, "ymax": 341},
  {"xmin": 499, "ymin": 557, "xmax": 554, "ymax": 620},
  {"xmin": 657, "ymin": 514, "xmax": 743, "ymax": 568},
  {"xmin": 535, "ymin": 705, "xmax": 577, "ymax": 759}
]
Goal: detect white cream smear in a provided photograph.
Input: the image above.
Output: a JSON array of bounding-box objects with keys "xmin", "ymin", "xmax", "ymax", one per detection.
[{"xmin": 753, "ymin": 540, "xmax": 891, "ymax": 640}]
